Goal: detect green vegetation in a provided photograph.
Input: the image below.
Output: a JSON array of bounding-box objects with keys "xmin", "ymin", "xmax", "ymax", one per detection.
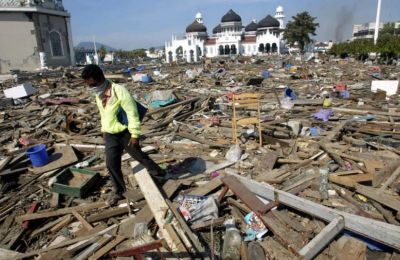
[
  {"xmin": 283, "ymin": 11, "xmax": 319, "ymax": 52},
  {"xmin": 98, "ymin": 46, "xmax": 107, "ymax": 61},
  {"xmin": 329, "ymin": 35, "xmax": 400, "ymax": 61},
  {"xmin": 114, "ymin": 49, "xmax": 147, "ymax": 59}
]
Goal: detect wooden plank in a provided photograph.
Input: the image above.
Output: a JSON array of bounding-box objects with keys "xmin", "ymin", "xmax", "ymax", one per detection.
[
  {"xmin": 33, "ymin": 146, "xmax": 78, "ymax": 174},
  {"xmin": 75, "ymin": 234, "xmax": 113, "ymax": 260},
  {"xmin": 89, "ymin": 235, "xmax": 125, "ymax": 260},
  {"xmin": 261, "ymin": 212, "xmax": 306, "ymax": 253},
  {"xmin": 164, "ymin": 223, "xmax": 189, "ymax": 255},
  {"xmin": 50, "ymin": 214, "xmax": 73, "ymax": 233},
  {"xmin": 72, "ymin": 210, "xmax": 93, "ymax": 231},
  {"xmin": 190, "ymin": 217, "xmax": 226, "ymax": 231},
  {"xmin": 187, "ymin": 177, "xmax": 223, "ymax": 196},
  {"xmin": 15, "ymin": 201, "xmax": 107, "ymax": 222},
  {"xmin": 19, "ymin": 223, "xmax": 118, "ymax": 258},
  {"xmin": 165, "ymin": 199, "xmax": 206, "ymax": 255},
  {"xmin": 299, "ymin": 217, "xmax": 344, "ymax": 260},
  {"xmin": 221, "ymin": 175, "xmax": 269, "ymax": 214},
  {"xmin": 355, "ymin": 184, "xmax": 400, "ymax": 212},
  {"xmin": 0, "ymin": 248, "xmax": 23, "ymax": 259},
  {"xmin": 336, "ymin": 236, "xmax": 366, "ymax": 260},
  {"xmin": 329, "ymin": 173, "xmax": 373, "ymax": 188},
  {"xmin": 176, "ymin": 131, "xmax": 227, "ymax": 148},
  {"xmin": 131, "ymin": 160, "xmax": 183, "ymax": 252},
  {"xmin": 259, "ymin": 151, "xmax": 279, "ymax": 171},
  {"xmin": 271, "ymin": 210, "xmax": 310, "ymax": 233},
  {"xmin": 324, "ymin": 120, "xmax": 347, "ymax": 141},
  {"xmin": 30, "ymin": 215, "xmax": 69, "ymax": 238},
  {"xmin": 371, "ymin": 201, "xmax": 400, "ymax": 225},
  {"xmin": 75, "ymin": 222, "xmax": 107, "ymax": 237},
  {"xmin": 86, "ymin": 206, "xmax": 129, "ymax": 223},
  {"xmin": 109, "ymin": 239, "xmax": 165, "ymax": 257},
  {"xmin": 379, "ymin": 165, "xmax": 400, "ymax": 191},
  {"xmin": 227, "ymin": 172, "xmax": 400, "ymax": 250}
]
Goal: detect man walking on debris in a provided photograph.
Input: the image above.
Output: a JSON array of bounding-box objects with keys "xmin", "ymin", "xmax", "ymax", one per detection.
[{"xmin": 82, "ymin": 64, "xmax": 166, "ymax": 206}]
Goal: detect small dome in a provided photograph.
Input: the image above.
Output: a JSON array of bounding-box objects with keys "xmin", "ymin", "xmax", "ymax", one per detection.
[
  {"xmin": 221, "ymin": 9, "xmax": 241, "ymax": 23},
  {"xmin": 213, "ymin": 24, "xmax": 222, "ymax": 34},
  {"xmin": 276, "ymin": 6, "xmax": 284, "ymax": 13},
  {"xmin": 195, "ymin": 12, "xmax": 202, "ymax": 20},
  {"xmin": 245, "ymin": 21, "xmax": 258, "ymax": 32},
  {"xmin": 186, "ymin": 20, "xmax": 207, "ymax": 33},
  {"xmin": 258, "ymin": 15, "xmax": 280, "ymax": 28}
]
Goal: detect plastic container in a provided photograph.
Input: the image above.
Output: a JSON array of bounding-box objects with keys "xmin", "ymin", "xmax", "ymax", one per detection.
[
  {"xmin": 141, "ymin": 74, "xmax": 152, "ymax": 83},
  {"xmin": 222, "ymin": 219, "xmax": 241, "ymax": 260},
  {"xmin": 26, "ymin": 144, "xmax": 49, "ymax": 167}
]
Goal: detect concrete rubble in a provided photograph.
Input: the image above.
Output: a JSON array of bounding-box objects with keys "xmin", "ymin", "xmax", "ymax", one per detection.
[{"xmin": 0, "ymin": 55, "xmax": 399, "ymax": 259}]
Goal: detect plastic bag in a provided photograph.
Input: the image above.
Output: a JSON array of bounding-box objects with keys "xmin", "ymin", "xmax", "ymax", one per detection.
[{"xmin": 225, "ymin": 144, "xmax": 242, "ymax": 163}]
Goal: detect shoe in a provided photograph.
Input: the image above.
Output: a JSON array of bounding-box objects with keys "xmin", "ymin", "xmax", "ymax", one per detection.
[{"xmin": 106, "ymin": 193, "xmax": 124, "ymax": 207}]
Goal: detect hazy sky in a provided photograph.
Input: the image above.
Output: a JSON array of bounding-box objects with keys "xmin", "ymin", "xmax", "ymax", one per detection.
[{"xmin": 64, "ymin": 0, "xmax": 400, "ymax": 50}]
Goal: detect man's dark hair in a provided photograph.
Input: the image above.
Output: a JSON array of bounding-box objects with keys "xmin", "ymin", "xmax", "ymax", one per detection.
[{"xmin": 81, "ymin": 64, "xmax": 105, "ymax": 82}]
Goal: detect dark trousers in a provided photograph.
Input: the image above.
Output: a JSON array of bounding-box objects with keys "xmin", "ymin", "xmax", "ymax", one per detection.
[{"xmin": 105, "ymin": 130, "xmax": 164, "ymax": 196}]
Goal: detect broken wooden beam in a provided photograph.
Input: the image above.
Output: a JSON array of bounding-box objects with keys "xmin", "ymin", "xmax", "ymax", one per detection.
[
  {"xmin": 221, "ymin": 175, "xmax": 269, "ymax": 214},
  {"xmin": 131, "ymin": 160, "xmax": 188, "ymax": 252},
  {"xmin": 86, "ymin": 206, "xmax": 129, "ymax": 223},
  {"xmin": 227, "ymin": 172, "xmax": 400, "ymax": 250},
  {"xmin": 88, "ymin": 235, "xmax": 125, "ymax": 260},
  {"xmin": 298, "ymin": 217, "xmax": 344, "ymax": 260},
  {"xmin": 109, "ymin": 239, "xmax": 165, "ymax": 257},
  {"xmin": 355, "ymin": 184, "xmax": 400, "ymax": 212},
  {"xmin": 15, "ymin": 201, "xmax": 107, "ymax": 222}
]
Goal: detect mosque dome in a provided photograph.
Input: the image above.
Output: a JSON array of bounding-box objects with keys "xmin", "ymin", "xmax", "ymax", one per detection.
[
  {"xmin": 276, "ymin": 6, "xmax": 284, "ymax": 13},
  {"xmin": 221, "ymin": 9, "xmax": 241, "ymax": 23},
  {"xmin": 258, "ymin": 15, "xmax": 280, "ymax": 28},
  {"xmin": 186, "ymin": 20, "xmax": 207, "ymax": 33},
  {"xmin": 213, "ymin": 24, "xmax": 222, "ymax": 34},
  {"xmin": 245, "ymin": 20, "xmax": 258, "ymax": 32}
]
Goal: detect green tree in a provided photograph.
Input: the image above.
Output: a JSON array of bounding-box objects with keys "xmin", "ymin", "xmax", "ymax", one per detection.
[
  {"xmin": 283, "ymin": 11, "xmax": 319, "ymax": 52},
  {"xmin": 329, "ymin": 35, "xmax": 400, "ymax": 63},
  {"xmin": 98, "ymin": 46, "xmax": 107, "ymax": 61},
  {"xmin": 380, "ymin": 22, "xmax": 396, "ymax": 37},
  {"xmin": 149, "ymin": 47, "xmax": 155, "ymax": 53}
]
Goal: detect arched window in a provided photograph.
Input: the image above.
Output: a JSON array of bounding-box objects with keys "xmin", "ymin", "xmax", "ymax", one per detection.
[
  {"xmin": 219, "ymin": 45, "xmax": 224, "ymax": 55},
  {"xmin": 224, "ymin": 45, "xmax": 230, "ymax": 55},
  {"xmin": 272, "ymin": 43, "xmax": 277, "ymax": 53},
  {"xmin": 258, "ymin": 43, "xmax": 264, "ymax": 53},
  {"xmin": 266, "ymin": 43, "xmax": 271, "ymax": 53},
  {"xmin": 49, "ymin": 30, "xmax": 63, "ymax": 57},
  {"xmin": 231, "ymin": 44, "xmax": 237, "ymax": 55},
  {"xmin": 168, "ymin": 51, "xmax": 173, "ymax": 63}
]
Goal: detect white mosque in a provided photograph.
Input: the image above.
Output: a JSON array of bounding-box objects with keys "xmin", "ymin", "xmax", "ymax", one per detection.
[{"xmin": 165, "ymin": 6, "xmax": 285, "ymax": 63}]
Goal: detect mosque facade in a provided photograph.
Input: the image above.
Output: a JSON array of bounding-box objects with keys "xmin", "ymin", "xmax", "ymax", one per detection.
[{"xmin": 165, "ymin": 6, "xmax": 285, "ymax": 63}]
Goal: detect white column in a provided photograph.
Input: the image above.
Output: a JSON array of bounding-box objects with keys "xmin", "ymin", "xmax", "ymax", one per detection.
[
  {"xmin": 65, "ymin": 17, "xmax": 75, "ymax": 65},
  {"xmin": 186, "ymin": 49, "xmax": 191, "ymax": 63},
  {"xmin": 374, "ymin": 0, "xmax": 382, "ymax": 45},
  {"xmin": 277, "ymin": 41, "xmax": 280, "ymax": 54}
]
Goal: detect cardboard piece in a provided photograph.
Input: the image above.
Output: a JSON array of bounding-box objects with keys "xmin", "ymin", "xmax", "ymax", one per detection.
[{"xmin": 4, "ymin": 83, "xmax": 37, "ymax": 99}]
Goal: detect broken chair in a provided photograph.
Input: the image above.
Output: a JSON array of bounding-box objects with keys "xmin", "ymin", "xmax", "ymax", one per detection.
[{"xmin": 231, "ymin": 93, "xmax": 262, "ymax": 145}]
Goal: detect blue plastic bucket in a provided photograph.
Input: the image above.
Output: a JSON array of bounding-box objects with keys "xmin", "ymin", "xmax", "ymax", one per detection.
[
  {"xmin": 26, "ymin": 144, "xmax": 49, "ymax": 167},
  {"xmin": 141, "ymin": 75, "xmax": 152, "ymax": 83}
]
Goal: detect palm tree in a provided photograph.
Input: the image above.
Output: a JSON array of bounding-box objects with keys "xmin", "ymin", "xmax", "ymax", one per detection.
[{"xmin": 283, "ymin": 12, "xmax": 319, "ymax": 52}]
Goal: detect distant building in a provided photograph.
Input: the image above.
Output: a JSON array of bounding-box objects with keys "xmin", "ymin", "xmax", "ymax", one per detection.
[
  {"xmin": 352, "ymin": 22, "xmax": 384, "ymax": 40},
  {"xmin": 145, "ymin": 49, "xmax": 164, "ymax": 59},
  {"xmin": 352, "ymin": 22, "xmax": 400, "ymax": 41},
  {"xmin": 0, "ymin": 0, "xmax": 74, "ymax": 73},
  {"xmin": 165, "ymin": 6, "xmax": 285, "ymax": 63},
  {"xmin": 314, "ymin": 41, "xmax": 333, "ymax": 53}
]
